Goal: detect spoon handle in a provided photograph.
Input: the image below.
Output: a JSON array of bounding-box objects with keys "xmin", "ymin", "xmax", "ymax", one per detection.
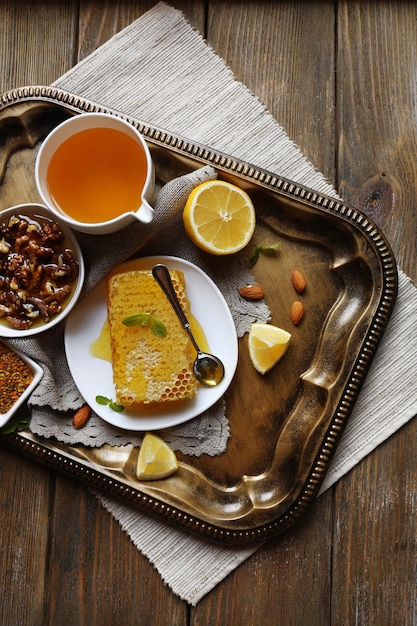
[{"xmin": 152, "ymin": 264, "xmax": 200, "ymax": 352}]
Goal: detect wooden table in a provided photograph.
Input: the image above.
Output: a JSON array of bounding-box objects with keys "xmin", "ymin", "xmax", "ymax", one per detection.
[{"xmin": 1, "ymin": 2, "xmax": 416, "ymax": 624}]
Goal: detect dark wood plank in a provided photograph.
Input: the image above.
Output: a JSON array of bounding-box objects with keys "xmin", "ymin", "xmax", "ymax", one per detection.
[
  {"xmin": 44, "ymin": 474, "xmax": 187, "ymax": 625},
  {"xmin": 332, "ymin": 431, "xmax": 417, "ymax": 625},
  {"xmin": 337, "ymin": 0, "xmax": 417, "ymax": 280},
  {"xmin": 77, "ymin": 0, "xmax": 205, "ymax": 60},
  {"xmin": 207, "ymin": 0, "xmax": 337, "ymax": 184},
  {"xmin": 0, "ymin": 2, "xmax": 79, "ymax": 624},
  {"xmin": 194, "ymin": 2, "xmax": 335, "ymax": 623},
  {"xmin": 0, "ymin": 1, "xmax": 416, "ymax": 624},
  {"xmin": 0, "ymin": 1, "xmax": 190, "ymax": 623},
  {"xmin": 192, "ymin": 499, "xmax": 333, "ymax": 626},
  {"xmin": 0, "ymin": 448, "xmax": 51, "ymax": 625},
  {"xmin": 0, "ymin": 0, "xmax": 79, "ymax": 92},
  {"xmin": 46, "ymin": 3, "xmax": 204, "ymax": 621},
  {"xmin": 332, "ymin": 2, "xmax": 417, "ymax": 623},
  {"xmin": 44, "ymin": 2, "xmax": 205, "ymax": 623}
]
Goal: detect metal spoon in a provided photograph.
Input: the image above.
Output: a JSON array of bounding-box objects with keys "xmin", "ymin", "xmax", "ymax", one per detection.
[{"xmin": 152, "ymin": 264, "xmax": 225, "ymax": 387}]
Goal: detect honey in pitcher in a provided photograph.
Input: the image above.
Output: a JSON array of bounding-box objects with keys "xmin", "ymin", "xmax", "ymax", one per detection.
[{"xmin": 46, "ymin": 127, "xmax": 148, "ymax": 223}]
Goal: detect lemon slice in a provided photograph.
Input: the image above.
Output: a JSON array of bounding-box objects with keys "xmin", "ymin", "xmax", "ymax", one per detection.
[
  {"xmin": 248, "ymin": 323, "xmax": 291, "ymax": 374},
  {"xmin": 183, "ymin": 180, "xmax": 256, "ymax": 255},
  {"xmin": 136, "ymin": 433, "xmax": 178, "ymax": 480}
]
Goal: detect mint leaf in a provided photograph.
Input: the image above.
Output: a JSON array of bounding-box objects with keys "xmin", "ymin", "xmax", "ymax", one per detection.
[
  {"xmin": 149, "ymin": 316, "xmax": 167, "ymax": 337},
  {"xmin": 96, "ymin": 395, "xmax": 111, "ymax": 405},
  {"xmin": 122, "ymin": 311, "xmax": 166, "ymax": 337},
  {"xmin": 122, "ymin": 313, "xmax": 150, "ymax": 327},
  {"xmin": 109, "ymin": 402, "xmax": 125, "ymax": 413},
  {"xmin": 249, "ymin": 241, "xmax": 281, "ymax": 266},
  {"xmin": 249, "ymin": 247, "xmax": 260, "ymax": 266},
  {"xmin": 96, "ymin": 395, "xmax": 125, "ymax": 413},
  {"xmin": 1, "ymin": 416, "xmax": 29, "ymax": 434}
]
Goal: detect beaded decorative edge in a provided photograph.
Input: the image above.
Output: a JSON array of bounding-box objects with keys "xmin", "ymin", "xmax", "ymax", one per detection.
[{"xmin": 0, "ymin": 86, "xmax": 398, "ymax": 544}]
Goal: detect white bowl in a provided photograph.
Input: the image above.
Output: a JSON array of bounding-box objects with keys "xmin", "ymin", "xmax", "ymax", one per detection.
[
  {"xmin": 0, "ymin": 203, "xmax": 84, "ymax": 338},
  {"xmin": 0, "ymin": 343, "xmax": 43, "ymax": 428},
  {"xmin": 35, "ymin": 113, "xmax": 155, "ymax": 234}
]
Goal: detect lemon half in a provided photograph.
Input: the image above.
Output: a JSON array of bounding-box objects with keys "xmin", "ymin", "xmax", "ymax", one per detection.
[
  {"xmin": 136, "ymin": 433, "xmax": 178, "ymax": 480},
  {"xmin": 248, "ymin": 323, "xmax": 291, "ymax": 374},
  {"xmin": 183, "ymin": 180, "xmax": 256, "ymax": 255}
]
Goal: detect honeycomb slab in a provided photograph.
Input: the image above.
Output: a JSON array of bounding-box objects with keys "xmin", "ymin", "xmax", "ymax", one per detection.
[{"xmin": 107, "ymin": 269, "xmax": 197, "ymax": 406}]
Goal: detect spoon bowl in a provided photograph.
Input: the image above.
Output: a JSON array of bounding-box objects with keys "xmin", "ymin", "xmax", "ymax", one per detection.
[
  {"xmin": 192, "ymin": 352, "xmax": 225, "ymax": 387},
  {"xmin": 152, "ymin": 264, "xmax": 225, "ymax": 387}
]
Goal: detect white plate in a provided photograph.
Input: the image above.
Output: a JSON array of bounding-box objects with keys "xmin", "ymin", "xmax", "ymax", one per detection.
[
  {"xmin": 64, "ymin": 256, "xmax": 238, "ymax": 431},
  {"xmin": 0, "ymin": 344, "xmax": 43, "ymax": 428}
]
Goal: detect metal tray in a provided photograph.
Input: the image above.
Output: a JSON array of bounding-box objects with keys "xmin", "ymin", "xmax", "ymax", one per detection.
[{"xmin": 0, "ymin": 86, "xmax": 397, "ymax": 544}]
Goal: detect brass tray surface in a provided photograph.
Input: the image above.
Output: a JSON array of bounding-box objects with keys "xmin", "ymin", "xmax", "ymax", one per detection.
[{"xmin": 0, "ymin": 87, "xmax": 397, "ymax": 544}]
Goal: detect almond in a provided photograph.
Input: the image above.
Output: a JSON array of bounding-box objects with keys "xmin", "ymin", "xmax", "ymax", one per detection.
[
  {"xmin": 239, "ymin": 284, "xmax": 265, "ymax": 300},
  {"xmin": 72, "ymin": 404, "xmax": 92, "ymax": 429},
  {"xmin": 291, "ymin": 300, "xmax": 305, "ymax": 325},
  {"xmin": 291, "ymin": 269, "xmax": 307, "ymax": 293}
]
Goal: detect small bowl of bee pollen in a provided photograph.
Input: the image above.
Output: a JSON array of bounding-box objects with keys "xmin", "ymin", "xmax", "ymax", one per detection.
[
  {"xmin": 0, "ymin": 203, "xmax": 85, "ymax": 338},
  {"xmin": 0, "ymin": 341, "xmax": 43, "ymax": 428}
]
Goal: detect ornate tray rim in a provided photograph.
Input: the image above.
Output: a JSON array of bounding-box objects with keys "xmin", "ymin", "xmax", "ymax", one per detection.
[{"xmin": 0, "ymin": 86, "xmax": 398, "ymax": 544}]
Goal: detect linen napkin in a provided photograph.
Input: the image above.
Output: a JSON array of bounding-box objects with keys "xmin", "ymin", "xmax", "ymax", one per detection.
[
  {"xmin": 18, "ymin": 164, "xmax": 271, "ymax": 456},
  {"xmin": 48, "ymin": 1, "xmax": 417, "ymax": 604}
]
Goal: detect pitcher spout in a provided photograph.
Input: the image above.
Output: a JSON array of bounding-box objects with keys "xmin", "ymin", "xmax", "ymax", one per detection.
[{"xmin": 136, "ymin": 198, "xmax": 154, "ymax": 224}]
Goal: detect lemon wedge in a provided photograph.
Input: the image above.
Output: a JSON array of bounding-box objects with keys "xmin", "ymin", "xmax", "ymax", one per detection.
[
  {"xmin": 183, "ymin": 180, "xmax": 256, "ymax": 255},
  {"xmin": 248, "ymin": 323, "xmax": 291, "ymax": 374},
  {"xmin": 136, "ymin": 433, "xmax": 178, "ymax": 480}
]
